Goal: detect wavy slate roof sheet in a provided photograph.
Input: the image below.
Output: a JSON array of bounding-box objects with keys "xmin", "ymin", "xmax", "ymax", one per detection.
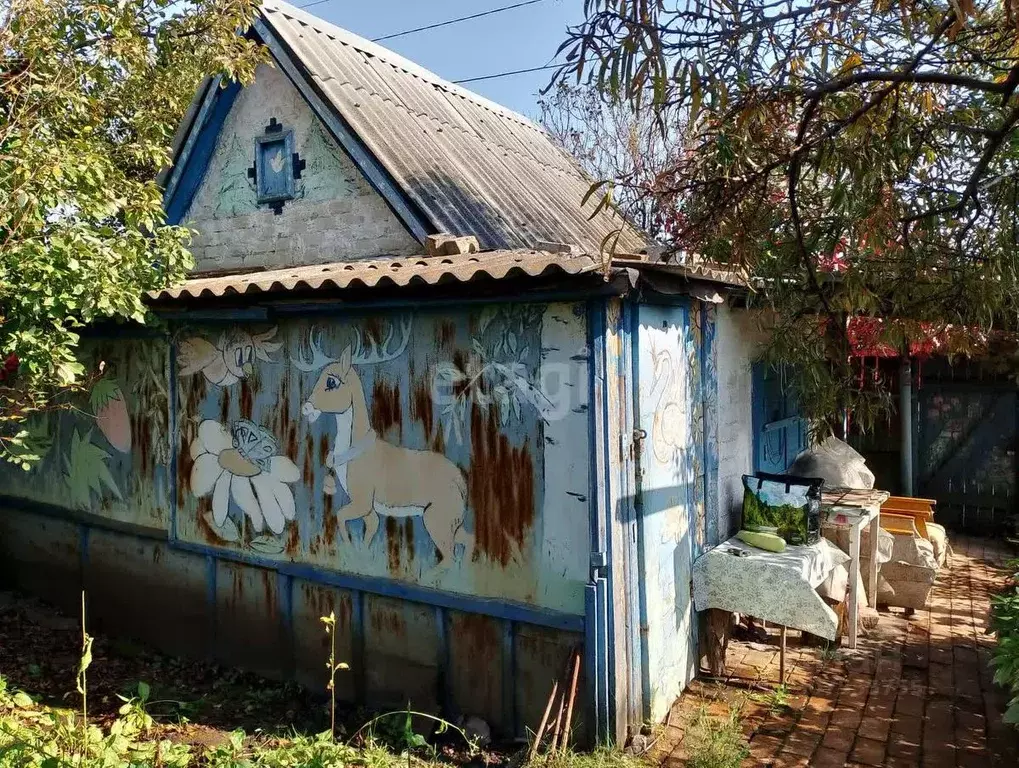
[
  {"xmin": 150, "ymin": 250, "xmax": 602, "ymax": 301},
  {"xmin": 256, "ymin": 0, "xmax": 646, "ymax": 255}
]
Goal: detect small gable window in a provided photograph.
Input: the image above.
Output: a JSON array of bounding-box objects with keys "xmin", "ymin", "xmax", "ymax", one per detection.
[{"xmin": 248, "ymin": 118, "xmax": 305, "ymax": 214}]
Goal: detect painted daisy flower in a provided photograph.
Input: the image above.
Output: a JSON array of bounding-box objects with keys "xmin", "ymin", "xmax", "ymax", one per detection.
[{"xmin": 189, "ymin": 419, "xmax": 299, "ymax": 535}]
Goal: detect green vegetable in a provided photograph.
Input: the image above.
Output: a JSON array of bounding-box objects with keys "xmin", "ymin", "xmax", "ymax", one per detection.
[{"xmin": 737, "ymin": 530, "xmax": 786, "ymax": 553}]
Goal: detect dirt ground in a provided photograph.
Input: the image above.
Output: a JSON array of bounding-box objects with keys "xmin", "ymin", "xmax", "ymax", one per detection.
[{"xmin": 0, "ymin": 589, "xmax": 504, "ymax": 761}]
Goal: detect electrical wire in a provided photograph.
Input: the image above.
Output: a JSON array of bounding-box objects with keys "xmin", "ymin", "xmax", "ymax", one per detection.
[
  {"xmin": 371, "ymin": 0, "xmax": 546, "ymax": 42},
  {"xmin": 453, "ymin": 62, "xmax": 563, "ymax": 85},
  {"xmin": 294, "ymin": 0, "xmax": 547, "ymax": 39}
]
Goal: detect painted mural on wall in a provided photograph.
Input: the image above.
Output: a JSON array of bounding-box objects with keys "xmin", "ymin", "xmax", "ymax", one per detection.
[
  {"xmin": 170, "ymin": 303, "xmax": 590, "ymax": 612},
  {"xmin": 0, "ymin": 304, "xmax": 590, "ymax": 613},
  {"xmin": 0, "ymin": 337, "xmax": 172, "ymax": 530}
]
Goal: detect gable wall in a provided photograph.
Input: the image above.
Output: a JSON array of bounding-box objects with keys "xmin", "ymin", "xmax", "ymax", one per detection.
[{"xmin": 183, "ymin": 63, "xmax": 420, "ymax": 273}]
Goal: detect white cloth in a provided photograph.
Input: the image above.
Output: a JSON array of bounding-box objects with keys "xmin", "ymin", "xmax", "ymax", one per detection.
[{"xmin": 692, "ymin": 536, "xmax": 851, "ymax": 641}]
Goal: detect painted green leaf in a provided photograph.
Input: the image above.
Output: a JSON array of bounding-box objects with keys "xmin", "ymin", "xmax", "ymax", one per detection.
[
  {"xmin": 89, "ymin": 376, "xmax": 122, "ymax": 413},
  {"xmin": 63, "ymin": 428, "xmax": 122, "ymax": 509}
]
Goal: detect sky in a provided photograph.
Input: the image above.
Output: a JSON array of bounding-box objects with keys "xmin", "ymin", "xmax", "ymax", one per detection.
[{"xmin": 293, "ymin": 0, "xmax": 585, "ymax": 119}]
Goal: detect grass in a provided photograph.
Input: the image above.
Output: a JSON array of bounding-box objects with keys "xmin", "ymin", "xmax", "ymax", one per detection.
[
  {"xmin": 681, "ymin": 705, "xmax": 749, "ymax": 768},
  {"xmin": 0, "ymin": 674, "xmax": 652, "ymax": 768}
]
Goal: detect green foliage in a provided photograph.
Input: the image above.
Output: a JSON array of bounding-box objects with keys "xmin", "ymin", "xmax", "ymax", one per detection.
[
  {"xmin": 63, "ymin": 429, "xmax": 121, "ymax": 509},
  {"xmin": 540, "ymin": 747, "xmax": 650, "ymax": 768},
  {"xmin": 991, "ymin": 560, "xmax": 1019, "ymax": 726},
  {"xmin": 682, "ymin": 706, "xmax": 749, "ymax": 768},
  {"xmin": 558, "ymin": 1, "xmax": 1019, "ymax": 433},
  {"xmin": 0, "ymin": 0, "xmax": 265, "ymax": 466}
]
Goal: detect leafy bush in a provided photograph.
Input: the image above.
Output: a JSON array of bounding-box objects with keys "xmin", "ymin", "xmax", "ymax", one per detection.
[{"xmin": 991, "ymin": 559, "xmax": 1019, "ymax": 726}]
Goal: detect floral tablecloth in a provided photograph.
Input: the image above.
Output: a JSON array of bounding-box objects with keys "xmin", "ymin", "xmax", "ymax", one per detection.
[{"xmin": 692, "ymin": 536, "xmax": 851, "ymax": 641}]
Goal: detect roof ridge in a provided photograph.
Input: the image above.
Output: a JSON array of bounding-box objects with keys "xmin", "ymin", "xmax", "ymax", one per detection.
[{"xmin": 260, "ymin": 0, "xmax": 546, "ymax": 133}]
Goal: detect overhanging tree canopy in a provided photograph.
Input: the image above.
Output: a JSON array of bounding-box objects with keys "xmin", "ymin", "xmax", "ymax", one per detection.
[
  {"xmin": 557, "ymin": 0, "xmax": 1019, "ymax": 433},
  {"xmin": 0, "ymin": 0, "xmax": 264, "ymax": 466}
]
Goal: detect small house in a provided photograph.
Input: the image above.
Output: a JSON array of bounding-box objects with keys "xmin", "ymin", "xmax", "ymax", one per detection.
[{"xmin": 0, "ymin": 1, "xmax": 762, "ymax": 744}]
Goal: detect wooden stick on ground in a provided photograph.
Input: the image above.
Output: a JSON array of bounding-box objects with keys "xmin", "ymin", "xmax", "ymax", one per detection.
[
  {"xmin": 779, "ymin": 625, "xmax": 787, "ymax": 685},
  {"xmin": 547, "ymin": 688, "xmax": 567, "ymax": 754},
  {"xmin": 558, "ymin": 650, "xmax": 582, "ymax": 754},
  {"xmin": 529, "ymin": 680, "xmax": 559, "ymax": 761}
]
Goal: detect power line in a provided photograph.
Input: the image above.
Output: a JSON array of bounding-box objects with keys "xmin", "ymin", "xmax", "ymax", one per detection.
[
  {"xmin": 453, "ymin": 62, "xmax": 562, "ymax": 85},
  {"xmin": 370, "ymin": 0, "xmax": 546, "ymax": 43}
]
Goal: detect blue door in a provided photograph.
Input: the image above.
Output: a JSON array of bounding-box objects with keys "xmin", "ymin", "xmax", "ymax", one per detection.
[{"xmin": 752, "ymin": 363, "xmax": 807, "ymax": 474}]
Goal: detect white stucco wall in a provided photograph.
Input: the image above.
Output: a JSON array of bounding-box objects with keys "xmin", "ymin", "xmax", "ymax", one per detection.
[
  {"xmin": 714, "ymin": 304, "xmax": 764, "ymax": 539},
  {"xmin": 184, "ymin": 63, "xmax": 420, "ymax": 272}
]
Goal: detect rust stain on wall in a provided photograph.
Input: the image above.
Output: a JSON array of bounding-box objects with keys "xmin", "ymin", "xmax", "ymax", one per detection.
[
  {"xmin": 239, "ymin": 378, "xmax": 254, "ymax": 420},
  {"xmin": 385, "ymin": 516, "xmax": 414, "ymax": 573},
  {"xmin": 177, "ymin": 375, "xmax": 207, "ymax": 510},
  {"xmin": 130, "ymin": 411, "xmax": 151, "ymax": 477},
  {"xmin": 285, "ymin": 520, "xmax": 300, "ymax": 556},
  {"xmin": 451, "ymin": 351, "xmax": 469, "ymax": 399},
  {"xmin": 323, "ymin": 505, "xmax": 338, "ymax": 547},
  {"xmin": 370, "ymin": 379, "xmax": 402, "ymax": 440},
  {"xmin": 410, "ymin": 379, "xmax": 434, "ymax": 439},
  {"xmin": 370, "ymin": 605, "xmax": 407, "ymax": 638},
  {"xmin": 455, "ymin": 612, "xmax": 499, "ymax": 658},
  {"xmin": 363, "ymin": 317, "xmax": 384, "ymax": 345},
  {"xmin": 467, "ymin": 404, "xmax": 535, "ymax": 567},
  {"xmin": 261, "ymin": 570, "xmax": 277, "ymax": 620},
  {"xmin": 437, "ymin": 320, "xmax": 457, "ymax": 352},
  {"xmin": 195, "ymin": 497, "xmax": 231, "ymax": 545},
  {"xmin": 303, "ymin": 434, "xmax": 315, "ymax": 485}
]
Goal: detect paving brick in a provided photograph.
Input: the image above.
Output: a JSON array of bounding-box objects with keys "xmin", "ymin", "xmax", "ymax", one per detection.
[
  {"xmin": 850, "ymin": 737, "xmax": 887, "ymax": 766},
  {"xmin": 812, "ymin": 747, "xmax": 850, "ymax": 767},
  {"xmin": 653, "ymin": 536, "xmax": 1018, "ymax": 768}
]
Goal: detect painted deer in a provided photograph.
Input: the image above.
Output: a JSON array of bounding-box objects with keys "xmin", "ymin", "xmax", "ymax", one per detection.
[{"xmin": 295, "ymin": 319, "xmax": 473, "ymax": 567}]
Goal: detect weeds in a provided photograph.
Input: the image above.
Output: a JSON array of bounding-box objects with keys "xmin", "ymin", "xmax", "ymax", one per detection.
[
  {"xmin": 682, "ymin": 705, "xmax": 749, "ymax": 768},
  {"xmin": 991, "ymin": 558, "xmax": 1019, "ymax": 725},
  {"xmin": 320, "ymin": 611, "xmax": 349, "ymax": 741}
]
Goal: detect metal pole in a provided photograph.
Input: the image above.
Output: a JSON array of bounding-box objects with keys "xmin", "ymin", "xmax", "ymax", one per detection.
[{"xmin": 901, "ymin": 357, "xmax": 914, "ymax": 496}]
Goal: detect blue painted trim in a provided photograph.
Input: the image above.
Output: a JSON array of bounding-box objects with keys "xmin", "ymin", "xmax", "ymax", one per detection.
[
  {"xmin": 163, "ymin": 77, "xmax": 218, "ymax": 207},
  {"xmin": 165, "ymin": 80, "xmax": 242, "ymax": 225},
  {"xmin": 352, "ymin": 591, "xmax": 366, "ymax": 702},
  {"xmin": 625, "ymin": 301, "xmax": 651, "ymax": 725},
  {"xmin": 613, "ymin": 300, "xmax": 643, "ymax": 728},
  {"xmin": 586, "ymin": 299, "xmax": 618, "ymax": 743},
  {"xmin": 1, "ymin": 495, "xmax": 584, "ymax": 632},
  {"xmin": 594, "ymin": 576, "xmax": 610, "ymax": 743},
  {"xmin": 435, "ymin": 606, "xmax": 453, "ymax": 717},
  {"xmin": 168, "ymin": 336, "xmax": 179, "ymax": 543},
  {"xmin": 251, "ymin": 18, "xmax": 432, "ymax": 243},
  {"xmin": 701, "ymin": 304, "xmax": 719, "ymax": 549},
  {"xmin": 583, "ymin": 584, "xmax": 599, "ymax": 741},
  {"xmin": 501, "ymin": 620, "xmax": 517, "ymax": 737},
  {"xmin": 279, "ymin": 573, "xmax": 294, "ymax": 675},
  {"xmin": 170, "ymin": 539, "xmax": 584, "ymax": 633},
  {"xmin": 205, "ymin": 554, "xmax": 218, "ymax": 655}
]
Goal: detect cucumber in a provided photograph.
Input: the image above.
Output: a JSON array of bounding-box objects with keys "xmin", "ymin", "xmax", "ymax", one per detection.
[{"xmin": 737, "ymin": 529, "xmax": 787, "ymax": 553}]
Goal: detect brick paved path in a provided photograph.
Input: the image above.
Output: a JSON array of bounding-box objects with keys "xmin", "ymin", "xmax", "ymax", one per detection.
[{"xmin": 657, "ymin": 536, "xmax": 1018, "ymax": 767}]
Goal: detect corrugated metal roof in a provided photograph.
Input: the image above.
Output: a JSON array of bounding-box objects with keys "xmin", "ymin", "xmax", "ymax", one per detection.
[
  {"xmin": 256, "ymin": 0, "xmax": 647, "ymax": 256},
  {"xmin": 149, "ymin": 250, "xmax": 602, "ymax": 301}
]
